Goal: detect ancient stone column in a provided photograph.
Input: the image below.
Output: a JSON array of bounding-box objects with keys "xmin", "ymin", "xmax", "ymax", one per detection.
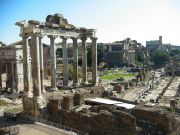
[
  {"xmin": 81, "ymin": 37, "xmax": 87, "ymax": 84},
  {"xmin": 72, "ymin": 37, "xmax": 78, "ymax": 87},
  {"xmin": 5, "ymin": 64, "xmax": 8, "ymax": 88},
  {"xmin": 0, "ymin": 65, "xmax": 2, "ymax": 88},
  {"xmin": 22, "ymin": 34, "xmax": 31, "ymax": 96},
  {"xmin": 49, "ymin": 35, "xmax": 57, "ymax": 91},
  {"xmin": 61, "ymin": 36, "xmax": 69, "ymax": 87},
  {"xmin": 39, "ymin": 36, "xmax": 45, "ymax": 93},
  {"xmin": 91, "ymin": 37, "xmax": 98, "ymax": 86},
  {"xmin": 11, "ymin": 62, "xmax": 15, "ymax": 91},
  {"xmin": 31, "ymin": 33, "xmax": 42, "ymax": 98}
]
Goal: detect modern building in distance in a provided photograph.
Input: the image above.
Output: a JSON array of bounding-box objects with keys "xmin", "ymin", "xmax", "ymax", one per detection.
[{"xmin": 146, "ymin": 36, "xmax": 180, "ymax": 52}]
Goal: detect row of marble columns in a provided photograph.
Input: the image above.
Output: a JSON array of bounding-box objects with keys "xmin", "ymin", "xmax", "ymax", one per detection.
[{"xmin": 22, "ymin": 33, "xmax": 98, "ymax": 99}]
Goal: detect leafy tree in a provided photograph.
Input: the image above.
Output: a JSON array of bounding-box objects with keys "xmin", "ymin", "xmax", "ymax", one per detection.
[
  {"xmin": 151, "ymin": 50, "xmax": 170, "ymax": 66},
  {"xmin": 170, "ymin": 49, "xmax": 180, "ymax": 57},
  {"xmin": 56, "ymin": 48, "xmax": 62, "ymax": 58},
  {"xmin": 87, "ymin": 47, "xmax": 92, "ymax": 66},
  {"xmin": 87, "ymin": 43, "xmax": 105, "ymax": 66},
  {"xmin": 136, "ymin": 52, "xmax": 145, "ymax": 63}
]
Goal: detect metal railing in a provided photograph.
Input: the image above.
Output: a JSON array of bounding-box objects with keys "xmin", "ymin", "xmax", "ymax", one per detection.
[{"xmin": 21, "ymin": 114, "xmax": 89, "ymax": 135}]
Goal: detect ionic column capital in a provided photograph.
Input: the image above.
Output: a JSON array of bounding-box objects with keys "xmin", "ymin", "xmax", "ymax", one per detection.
[{"xmin": 91, "ymin": 37, "xmax": 98, "ymax": 41}]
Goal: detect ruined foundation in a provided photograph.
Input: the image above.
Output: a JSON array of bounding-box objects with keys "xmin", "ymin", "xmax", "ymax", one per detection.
[{"xmin": 23, "ymin": 96, "xmax": 46, "ymax": 117}]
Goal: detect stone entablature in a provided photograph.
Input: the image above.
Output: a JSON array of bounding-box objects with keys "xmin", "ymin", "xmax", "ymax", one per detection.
[{"xmin": 16, "ymin": 13, "xmax": 98, "ymax": 116}]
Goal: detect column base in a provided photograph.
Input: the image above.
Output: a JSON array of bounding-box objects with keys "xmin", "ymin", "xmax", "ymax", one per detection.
[
  {"xmin": 81, "ymin": 81, "xmax": 89, "ymax": 87},
  {"xmin": 92, "ymin": 77, "xmax": 99, "ymax": 86},
  {"xmin": 34, "ymin": 95, "xmax": 43, "ymax": 100},
  {"xmin": 63, "ymin": 85, "xmax": 70, "ymax": 90},
  {"xmin": 73, "ymin": 83, "xmax": 79, "ymax": 88},
  {"xmin": 42, "ymin": 89, "xmax": 46, "ymax": 93},
  {"xmin": 92, "ymin": 82, "xmax": 99, "ymax": 87},
  {"xmin": 23, "ymin": 95, "xmax": 46, "ymax": 117},
  {"xmin": 33, "ymin": 96, "xmax": 46, "ymax": 117},
  {"xmin": 83, "ymin": 81, "xmax": 88, "ymax": 85},
  {"xmin": 51, "ymin": 87, "xmax": 57, "ymax": 91}
]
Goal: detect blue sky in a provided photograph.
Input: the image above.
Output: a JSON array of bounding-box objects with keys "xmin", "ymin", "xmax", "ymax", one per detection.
[{"xmin": 0, "ymin": 0, "xmax": 180, "ymax": 45}]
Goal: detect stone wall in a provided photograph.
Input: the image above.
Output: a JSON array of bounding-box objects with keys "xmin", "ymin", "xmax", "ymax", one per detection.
[
  {"xmin": 48, "ymin": 92, "xmax": 85, "ymax": 113},
  {"xmin": 48, "ymin": 105, "xmax": 137, "ymax": 135},
  {"xmin": 131, "ymin": 107, "xmax": 174, "ymax": 133}
]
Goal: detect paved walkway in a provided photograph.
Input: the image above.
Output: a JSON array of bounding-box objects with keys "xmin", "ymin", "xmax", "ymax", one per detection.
[
  {"xmin": 18, "ymin": 124, "xmax": 75, "ymax": 135},
  {"xmin": 121, "ymin": 86, "xmax": 146, "ymax": 101}
]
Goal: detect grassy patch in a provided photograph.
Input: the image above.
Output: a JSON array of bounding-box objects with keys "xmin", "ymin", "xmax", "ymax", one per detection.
[
  {"xmin": 101, "ymin": 73, "xmax": 136, "ymax": 80},
  {"xmin": 0, "ymin": 99, "xmax": 9, "ymax": 106},
  {"xmin": 5, "ymin": 107, "xmax": 23, "ymax": 114}
]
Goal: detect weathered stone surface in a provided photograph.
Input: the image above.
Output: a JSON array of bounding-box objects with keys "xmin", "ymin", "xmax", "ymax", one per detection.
[
  {"xmin": 48, "ymin": 98, "xmax": 62, "ymax": 113},
  {"xmin": 23, "ymin": 96, "xmax": 46, "ymax": 117},
  {"xmin": 89, "ymin": 86, "xmax": 105, "ymax": 97},
  {"xmin": 131, "ymin": 107, "xmax": 174, "ymax": 133},
  {"xmin": 61, "ymin": 96, "xmax": 73, "ymax": 111},
  {"xmin": 48, "ymin": 105, "xmax": 137, "ymax": 135},
  {"xmin": 113, "ymin": 84, "xmax": 125, "ymax": 93},
  {"xmin": 73, "ymin": 93, "xmax": 84, "ymax": 106}
]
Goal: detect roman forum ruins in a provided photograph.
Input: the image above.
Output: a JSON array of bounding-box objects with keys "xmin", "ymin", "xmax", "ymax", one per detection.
[{"xmin": 16, "ymin": 14, "xmax": 98, "ymax": 115}]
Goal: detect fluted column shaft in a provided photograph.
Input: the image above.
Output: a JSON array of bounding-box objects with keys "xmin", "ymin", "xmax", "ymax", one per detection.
[
  {"xmin": 72, "ymin": 38, "xmax": 78, "ymax": 86},
  {"xmin": 81, "ymin": 37, "xmax": 87, "ymax": 84},
  {"xmin": 39, "ymin": 36, "xmax": 45, "ymax": 93},
  {"xmin": 49, "ymin": 36, "xmax": 57, "ymax": 90},
  {"xmin": 91, "ymin": 37, "xmax": 98, "ymax": 85},
  {"xmin": 31, "ymin": 34, "xmax": 41, "ymax": 98},
  {"xmin": 62, "ymin": 37, "xmax": 69, "ymax": 87},
  {"xmin": 22, "ymin": 34, "xmax": 31, "ymax": 96},
  {"xmin": 11, "ymin": 63, "xmax": 15, "ymax": 89}
]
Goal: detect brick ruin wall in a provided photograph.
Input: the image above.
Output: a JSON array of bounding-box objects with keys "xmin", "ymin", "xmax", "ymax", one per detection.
[
  {"xmin": 48, "ymin": 104, "xmax": 137, "ymax": 135},
  {"xmin": 46, "ymin": 86, "xmax": 179, "ymax": 135},
  {"xmin": 131, "ymin": 108, "xmax": 174, "ymax": 133}
]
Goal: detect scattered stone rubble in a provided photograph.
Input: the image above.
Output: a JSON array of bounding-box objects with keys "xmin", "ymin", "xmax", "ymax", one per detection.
[
  {"xmin": 132, "ymin": 106, "xmax": 180, "ymax": 135},
  {"xmin": 48, "ymin": 104, "xmax": 137, "ymax": 135},
  {"xmin": 46, "ymin": 86, "xmax": 180, "ymax": 135}
]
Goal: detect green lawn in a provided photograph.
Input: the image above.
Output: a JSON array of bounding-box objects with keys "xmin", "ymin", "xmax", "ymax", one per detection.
[
  {"xmin": 100, "ymin": 72, "xmax": 136, "ymax": 80},
  {"xmin": 0, "ymin": 99, "xmax": 9, "ymax": 106},
  {"xmin": 5, "ymin": 107, "xmax": 23, "ymax": 114}
]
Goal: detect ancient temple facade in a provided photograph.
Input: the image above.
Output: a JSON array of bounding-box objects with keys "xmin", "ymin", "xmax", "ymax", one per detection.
[{"xmin": 16, "ymin": 13, "xmax": 98, "ymax": 116}]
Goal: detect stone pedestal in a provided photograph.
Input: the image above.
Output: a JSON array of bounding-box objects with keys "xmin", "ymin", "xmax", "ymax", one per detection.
[
  {"xmin": 61, "ymin": 96, "xmax": 73, "ymax": 111},
  {"xmin": 23, "ymin": 96, "xmax": 46, "ymax": 117},
  {"xmin": 33, "ymin": 96, "xmax": 46, "ymax": 117}
]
